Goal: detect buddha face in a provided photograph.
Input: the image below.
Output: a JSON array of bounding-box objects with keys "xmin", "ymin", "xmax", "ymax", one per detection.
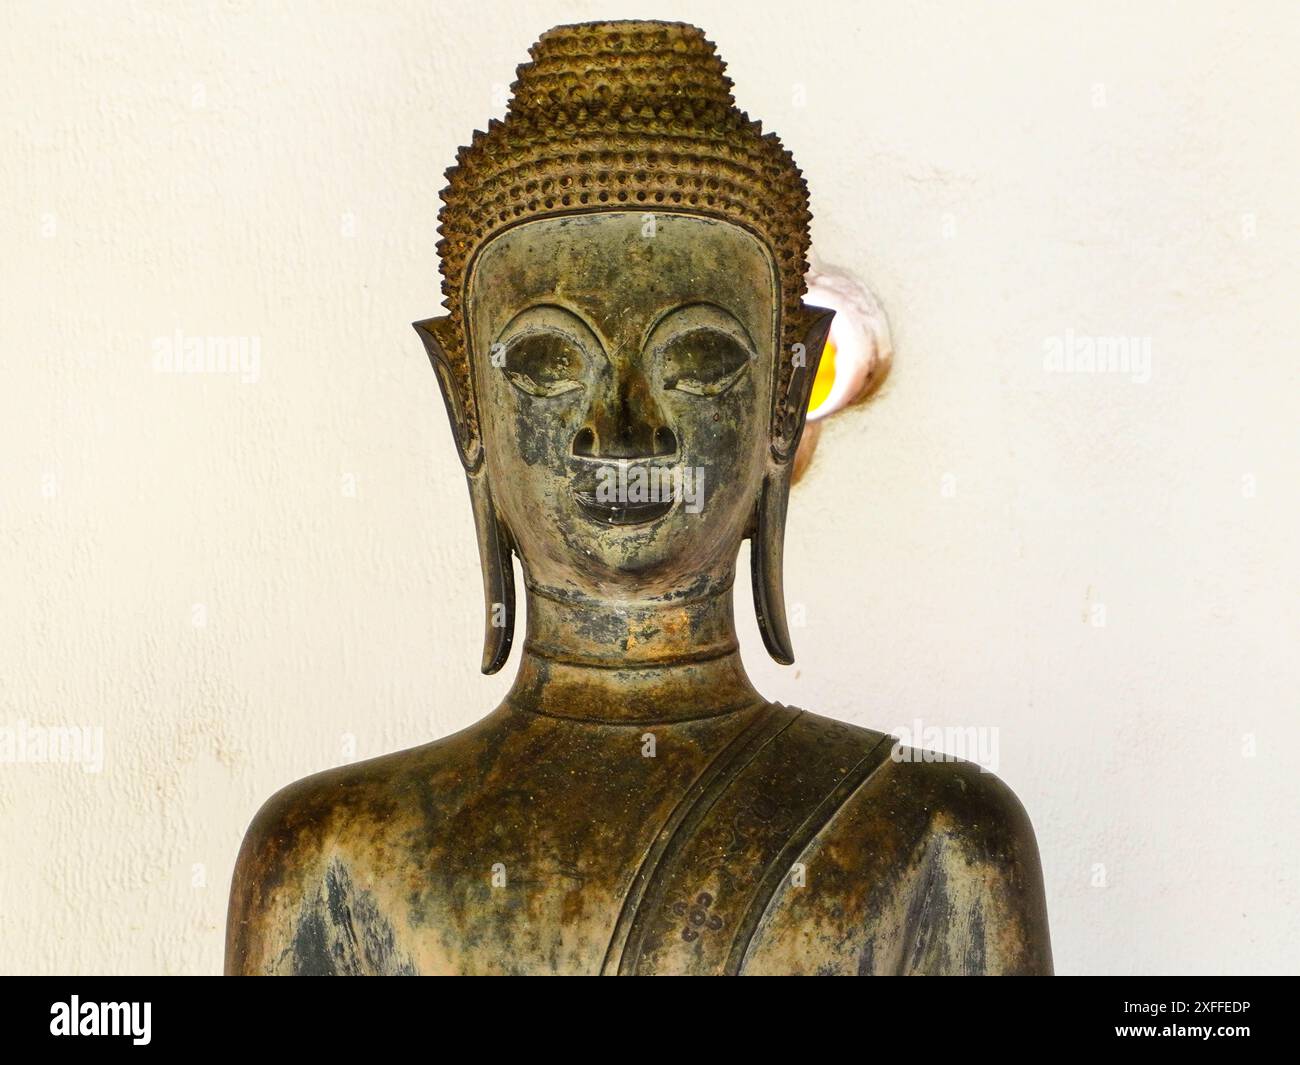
[{"xmin": 466, "ymin": 212, "xmax": 779, "ymax": 597}]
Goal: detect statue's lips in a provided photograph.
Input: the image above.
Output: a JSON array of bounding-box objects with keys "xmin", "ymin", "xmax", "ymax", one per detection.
[{"xmin": 572, "ymin": 490, "xmax": 675, "ymax": 526}]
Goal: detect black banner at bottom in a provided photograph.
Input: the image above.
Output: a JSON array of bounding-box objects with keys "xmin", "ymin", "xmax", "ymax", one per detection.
[{"xmin": 0, "ymin": 975, "xmax": 1288, "ymax": 1053}]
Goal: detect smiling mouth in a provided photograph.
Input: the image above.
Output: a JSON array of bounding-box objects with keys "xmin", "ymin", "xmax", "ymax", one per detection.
[{"xmin": 573, "ymin": 491, "xmax": 676, "ymax": 526}]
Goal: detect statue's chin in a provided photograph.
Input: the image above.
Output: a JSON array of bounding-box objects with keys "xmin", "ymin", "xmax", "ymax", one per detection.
[{"xmin": 536, "ymin": 538, "xmax": 724, "ymax": 597}]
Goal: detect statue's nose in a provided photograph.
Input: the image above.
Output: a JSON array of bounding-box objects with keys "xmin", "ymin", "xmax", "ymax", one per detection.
[{"xmin": 572, "ymin": 371, "xmax": 678, "ymax": 460}]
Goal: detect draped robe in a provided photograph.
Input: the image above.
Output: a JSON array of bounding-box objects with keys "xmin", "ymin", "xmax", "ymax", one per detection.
[{"xmin": 227, "ymin": 702, "xmax": 1052, "ymax": 975}]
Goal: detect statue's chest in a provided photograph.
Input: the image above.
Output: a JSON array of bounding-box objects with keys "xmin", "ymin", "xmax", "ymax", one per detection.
[{"xmin": 337, "ymin": 706, "xmax": 893, "ymax": 975}]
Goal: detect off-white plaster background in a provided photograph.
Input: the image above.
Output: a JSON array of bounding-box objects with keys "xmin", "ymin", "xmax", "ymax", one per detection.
[{"xmin": 3, "ymin": 0, "xmax": 1297, "ymax": 975}]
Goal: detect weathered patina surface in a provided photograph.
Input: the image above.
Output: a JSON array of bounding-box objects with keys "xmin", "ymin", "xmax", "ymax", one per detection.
[
  {"xmin": 225, "ymin": 19, "xmax": 1052, "ymax": 976},
  {"xmin": 227, "ymin": 704, "xmax": 1050, "ymax": 975}
]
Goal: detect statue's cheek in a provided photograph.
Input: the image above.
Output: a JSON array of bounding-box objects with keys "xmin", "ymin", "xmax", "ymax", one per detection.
[
  {"xmin": 667, "ymin": 383, "xmax": 759, "ymax": 467},
  {"xmin": 502, "ymin": 392, "xmax": 585, "ymax": 472}
]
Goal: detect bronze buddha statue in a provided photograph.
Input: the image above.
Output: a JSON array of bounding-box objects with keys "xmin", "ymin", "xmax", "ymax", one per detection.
[{"xmin": 225, "ymin": 20, "xmax": 1052, "ymax": 976}]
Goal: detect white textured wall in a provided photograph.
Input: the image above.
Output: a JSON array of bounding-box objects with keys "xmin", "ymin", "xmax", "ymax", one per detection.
[{"xmin": 2, "ymin": 0, "xmax": 1296, "ymax": 975}]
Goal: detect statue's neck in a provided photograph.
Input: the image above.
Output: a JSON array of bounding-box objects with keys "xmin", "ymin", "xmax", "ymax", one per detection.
[{"xmin": 503, "ymin": 573, "xmax": 761, "ymax": 724}]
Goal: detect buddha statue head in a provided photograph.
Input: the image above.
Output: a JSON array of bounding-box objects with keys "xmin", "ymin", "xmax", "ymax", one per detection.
[{"xmin": 414, "ymin": 20, "xmax": 832, "ymax": 676}]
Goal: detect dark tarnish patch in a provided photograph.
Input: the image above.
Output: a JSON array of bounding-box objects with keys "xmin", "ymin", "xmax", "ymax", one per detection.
[
  {"xmin": 898, "ymin": 838, "xmax": 952, "ymax": 975},
  {"xmin": 668, "ymin": 570, "xmax": 715, "ymax": 603},
  {"xmin": 512, "ymin": 395, "xmax": 554, "ymax": 468},
  {"xmin": 290, "ymin": 907, "xmax": 332, "ymax": 976},
  {"xmin": 857, "ymin": 935, "xmax": 876, "ymax": 976},
  {"xmin": 963, "ymin": 897, "xmax": 988, "ymax": 975},
  {"xmin": 290, "ymin": 859, "xmax": 416, "ymax": 976}
]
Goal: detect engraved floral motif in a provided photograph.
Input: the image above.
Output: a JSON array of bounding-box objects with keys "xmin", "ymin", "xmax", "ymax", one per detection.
[{"xmin": 672, "ymin": 891, "xmax": 724, "ymax": 942}]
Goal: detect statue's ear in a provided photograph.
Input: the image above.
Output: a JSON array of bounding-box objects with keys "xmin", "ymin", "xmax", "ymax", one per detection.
[
  {"xmin": 413, "ymin": 315, "xmax": 482, "ymax": 472},
  {"xmin": 413, "ymin": 314, "xmax": 513, "ymax": 673},
  {"xmin": 752, "ymin": 304, "xmax": 834, "ymax": 665},
  {"xmin": 464, "ymin": 473, "xmax": 515, "ymax": 674},
  {"xmin": 770, "ymin": 305, "xmax": 834, "ymax": 462}
]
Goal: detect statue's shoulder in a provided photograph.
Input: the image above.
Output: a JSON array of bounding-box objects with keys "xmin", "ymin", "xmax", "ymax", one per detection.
[
  {"xmin": 232, "ymin": 737, "xmax": 446, "ymax": 860},
  {"xmin": 223, "ymin": 713, "xmax": 502, "ymax": 974},
  {"xmin": 874, "ymin": 739, "xmax": 1041, "ymax": 856},
  {"xmin": 743, "ymin": 708, "xmax": 1053, "ymax": 974},
  {"xmin": 793, "ymin": 709, "xmax": 1040, "ymax": 868},
  {"xmin": 223, "ymin": 751, "xmax": 410, "ymax": 975}
]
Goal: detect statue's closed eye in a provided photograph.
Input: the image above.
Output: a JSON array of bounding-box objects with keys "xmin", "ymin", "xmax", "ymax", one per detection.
[
  {"xmin": 502, "ymin": 329, "xmax": 585, "ymax": 397},
  {"xmin": 661, "ymin": 328, "xmax": 752, "ymax": 396}
]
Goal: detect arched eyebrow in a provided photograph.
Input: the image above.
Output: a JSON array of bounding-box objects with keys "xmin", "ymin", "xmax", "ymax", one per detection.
[
  {"xmin": 492, "ymin": 302, "xmax": 607, "ymax": 364},
  {"xmin": 641, "ymin": 301, "xmax": 759, "ymax": 356},
  {"xmin": 496, "ymin": 302, "xmax": 601, "ymax": 342}
]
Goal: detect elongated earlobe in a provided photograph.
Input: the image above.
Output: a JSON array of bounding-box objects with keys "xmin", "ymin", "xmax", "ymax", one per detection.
[
  {"xmin": 414, "ymin": 315, "xmax": 512, "ymax": 672},
  {"xmin": 466, "ymin": 476, "xmax": 515, "ymax": 674},
  {"xmin": 753, "ymin": 304, "xmax": 835, "ymax": 664},
  {"xmin": 752, "ymin": 473, "xmax": 794, "ymax": 664}
]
